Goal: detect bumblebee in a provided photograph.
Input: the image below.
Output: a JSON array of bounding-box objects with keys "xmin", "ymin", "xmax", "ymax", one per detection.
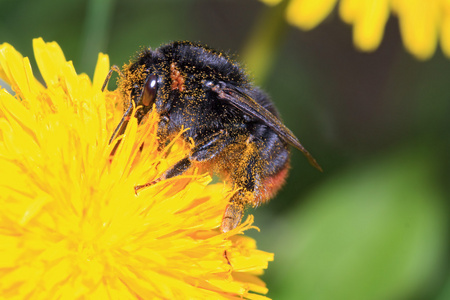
[{"xmin": 107, "ymin": 41, "xmax": 321, "ymax": 232}]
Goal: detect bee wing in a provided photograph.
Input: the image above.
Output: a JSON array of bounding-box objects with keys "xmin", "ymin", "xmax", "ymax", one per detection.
[{"xmin": 216, "ymin": 85, "xmax": 322, "ymax": 171}]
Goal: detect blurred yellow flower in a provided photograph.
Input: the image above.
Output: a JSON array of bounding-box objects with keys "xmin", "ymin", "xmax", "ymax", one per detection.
[
  {"xmin": 0, "ymin": 38, "xmax": 273, "ymax": 299},
  {"xmin": 260, "ymin": 0, "xmax": 450, "ymax": 60}
]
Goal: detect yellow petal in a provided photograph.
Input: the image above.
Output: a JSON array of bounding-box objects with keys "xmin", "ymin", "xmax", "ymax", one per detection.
[
  {"xmin": 286, "ymin": 0, "xmax": 339, "ymax": 30},
  {"xmin": 352, "ymin": 0, "xmax": 390, "ymax": 51},
  {"xmin": 440, "ymin": 5, "xmax": 450, "ymax": 57},
  {"xmin": 93, "ymin": 53, "xmax": 110, "ymax": 92},
  {"xmin": 394, "ymin": 0, "xmax": 439, "ymax": 60},
  {"xmin": 259, "ymin": 0, "xmax": 283, "ymax": 6},
  {"xmin": 0, "ymin": 43, "xmax": 22, "ymax": 87},
  {"xmin": 339, "ymin": 0, "xmax": 360, "ymax": 23},
  {"xmin": 33, "ymin": 37, "xmax": 67, "ymax": 87}
]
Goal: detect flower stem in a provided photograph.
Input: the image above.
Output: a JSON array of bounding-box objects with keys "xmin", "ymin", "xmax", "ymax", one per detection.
[
  {"xmin": 241, "ymin": 0, "xmax": 289, "ymax": 85},
  {"xmin": 80, "ymin": 0, "xmax": 117, "ymax": 74}
]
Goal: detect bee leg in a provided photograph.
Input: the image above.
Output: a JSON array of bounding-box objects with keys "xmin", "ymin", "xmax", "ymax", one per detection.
[
  {"xmin": 134, "ymin": 157, "xmax": 192, "ymax": 192},
  {"xmin": 135, "ymin": 130, "xmax": 233, "ymax": 192},
  {"xmin": 221, "ymin": 196, "xmax": 244, "ymax": 233},
  {"xmin": 221, "ymin": 154, "xmax": 258, "ymax": 232}
]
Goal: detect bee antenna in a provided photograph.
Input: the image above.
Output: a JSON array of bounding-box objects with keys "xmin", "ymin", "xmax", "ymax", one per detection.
[
  {"xmin": 102, "ymin": 65, "xmax": 124, "ymax": 92},
  {"xmin": 109, "ymin": 97, "xmax": 134, "ymax": 144}
]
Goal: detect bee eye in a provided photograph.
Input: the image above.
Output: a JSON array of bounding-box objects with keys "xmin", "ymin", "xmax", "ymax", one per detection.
[{"xmin": 141, "ymin": 74, "xmax": 158, "ymax": 106}]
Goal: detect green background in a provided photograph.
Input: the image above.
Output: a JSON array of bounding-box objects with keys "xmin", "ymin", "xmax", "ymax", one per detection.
[{"xmin": 1, "ymin": 0, "xmax": 449, "ymax": 299}]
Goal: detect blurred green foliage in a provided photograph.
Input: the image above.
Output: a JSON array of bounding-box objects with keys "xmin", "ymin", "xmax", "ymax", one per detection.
[
  {"xmin": 1, "ymin": 0, "xmax": 449, "ymax": 299},
  {"xmin": 262, "ymin": 147, "xmax": 447, "ymax": 299}
]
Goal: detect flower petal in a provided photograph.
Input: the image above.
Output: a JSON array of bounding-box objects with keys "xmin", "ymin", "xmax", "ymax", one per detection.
[
  {"xmin": 393, "ymin": 0, "xmax": 439, "ymax": 60},
  {"xmin": 340, "ymin": 0, "xmax": 390, "ymax": 51},
  {"xmin": 286, "ymin": 0, "xmax": 339, "ymax": 30}
]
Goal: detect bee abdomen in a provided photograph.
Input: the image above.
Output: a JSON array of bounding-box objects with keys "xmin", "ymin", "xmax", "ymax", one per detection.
[{"xmin": 254, "ymin": 164, "xmax": 289, "ymax": 206}]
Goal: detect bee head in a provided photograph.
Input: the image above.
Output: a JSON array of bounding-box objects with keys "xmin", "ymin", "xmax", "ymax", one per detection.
[{"xmin": 132, "ymin": 73, "xmax": 161, "ymax": 122}]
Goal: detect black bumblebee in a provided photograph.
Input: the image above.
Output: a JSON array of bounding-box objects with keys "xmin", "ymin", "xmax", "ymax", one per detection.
[{"xmin": 107, "ymin": 41, "xmax": 321, "ymax": 232}]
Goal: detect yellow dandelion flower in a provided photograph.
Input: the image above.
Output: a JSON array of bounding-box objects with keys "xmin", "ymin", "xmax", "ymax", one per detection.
[
  {"xmin": 0, "ymin": 38, "xmax": 273, "ymax": 299},
  {"xmin": 261, "ymin": 0, "xmax": 450, "ymax": 60}
]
